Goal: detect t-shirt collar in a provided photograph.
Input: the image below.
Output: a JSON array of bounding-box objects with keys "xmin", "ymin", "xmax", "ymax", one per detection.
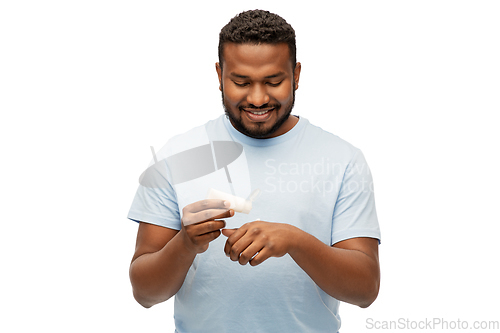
[{"xmin": 222, "ymin": 114, "xmax": 306, "ymax": 147}]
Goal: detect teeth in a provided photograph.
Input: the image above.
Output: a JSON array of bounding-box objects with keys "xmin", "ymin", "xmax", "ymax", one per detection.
[{"xmin": 249, "ymin": 110, "xmax": 270, "ymax": 115}]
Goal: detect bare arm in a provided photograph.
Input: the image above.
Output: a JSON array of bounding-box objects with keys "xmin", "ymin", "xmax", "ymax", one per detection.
[
  {"xmin": 223, "ymin": 222, "xmax": 380, "ymax": 308},
  {"xmin": 289, "ymin": 232, "xmax": 380, "ymax": 308},
  {"xmin": 130, "ymin": 224, "xmax": 188, "ymax": 307},
  {"xmin": 130, "ymin": 200, "xmax": 233, "ymax": 308}
]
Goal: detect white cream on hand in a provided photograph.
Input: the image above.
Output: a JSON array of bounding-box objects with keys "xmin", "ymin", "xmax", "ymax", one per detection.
[{"xmin": 206, "ymin": 188, "xmax": 260, "ymax": 214}]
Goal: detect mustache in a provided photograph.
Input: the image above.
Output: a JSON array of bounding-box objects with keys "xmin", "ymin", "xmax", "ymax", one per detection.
[{"xmin": 238, "ymin": 103, "xmax": 280, "ymax": 110}]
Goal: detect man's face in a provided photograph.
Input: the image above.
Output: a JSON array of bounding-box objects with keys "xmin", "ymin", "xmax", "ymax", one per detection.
[{"xmin": 216, "ymin": 43, "xmax": 301, "ymax": 139}]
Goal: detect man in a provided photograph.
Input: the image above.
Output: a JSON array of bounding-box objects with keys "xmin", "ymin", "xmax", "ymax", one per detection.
[{"xmin": 128, "ymin": 9, "xmax": 380, "ymax": 332}]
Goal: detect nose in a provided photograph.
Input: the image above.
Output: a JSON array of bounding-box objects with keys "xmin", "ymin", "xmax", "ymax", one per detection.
[{"xmin": 247, "ymin": 84, "xmax": 270, "ymax": 107}]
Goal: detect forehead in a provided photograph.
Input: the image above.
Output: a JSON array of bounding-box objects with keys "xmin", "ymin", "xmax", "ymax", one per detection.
[{"xmin": 222, "ymin": 43, "xmax": 292, "ymax": 76}]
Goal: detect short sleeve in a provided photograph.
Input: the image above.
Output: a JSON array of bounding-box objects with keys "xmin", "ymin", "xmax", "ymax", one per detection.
[
  {"xmin": 127, "ymin": 159, "xmax": 182, "ymax": 230},
  {"xmin": 331, "ymin": 149, "xmax": 380, "ymax": 245}
]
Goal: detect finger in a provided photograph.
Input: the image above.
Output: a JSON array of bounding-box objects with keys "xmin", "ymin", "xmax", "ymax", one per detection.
[
  {"xmin": 188, "ymin": 199, "xmax": 230, "ymax": 214},
  {"xmin": 238, "ymin": 242, "xmax": 265, "ymax": 266},
  {"xmin": 221, "ymin": 228, "xmax": 237, "ymax": 237},
  {"xmin": 183, "ymin": 208, "xmax": 234, "ymax": 226},
  {"xmin": 209, "ymin": 209, "xmax": 234, "ymax": 221},
  {"xmin": 193, "ymin": 229, "xmax": 222, "ymax": 245},
  {"xmin": 187, "ymin": 220, "xmax": 226, "ymax": 237},
  {"xmin": 249, "ymin": 247, "xmax": 271, "ymax": 266},
  {"xmin": 227, "ymin": 232, "xmax": 256, "ymax": 262},
  {"xmin": 224, "ymin": 227, "xmax": 248, "ymax": 257}
]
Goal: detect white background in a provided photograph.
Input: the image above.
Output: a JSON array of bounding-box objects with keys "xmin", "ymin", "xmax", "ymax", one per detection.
[{"xmin": 1, "ymin": 1, "xmax": 499, "ymax": 332}]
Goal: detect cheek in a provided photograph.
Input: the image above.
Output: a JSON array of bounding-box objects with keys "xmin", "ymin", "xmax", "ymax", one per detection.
[
  {"xmin": 273, "ymin": 85, "xmax": 294, "ymax": 104},
  {"xmin": 222, "ymin": 82, "xmax": 244, "ymax": 106}
]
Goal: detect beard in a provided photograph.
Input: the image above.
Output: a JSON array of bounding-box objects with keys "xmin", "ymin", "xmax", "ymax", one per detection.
[{"xmin": 222, "ymin": 87, "xmax": 296, "ymax": 139}]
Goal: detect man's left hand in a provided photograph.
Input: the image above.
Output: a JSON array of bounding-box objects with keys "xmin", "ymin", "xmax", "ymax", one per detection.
[{"xmin": 222, "ymin": 221, "xmax": 299, "ymax": 266}]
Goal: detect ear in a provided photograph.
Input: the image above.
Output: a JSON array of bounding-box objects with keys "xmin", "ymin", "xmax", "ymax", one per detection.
[
  {"xmin": 293, "ymin": 62, "xmax": 302, "ymax": 90},
  {"xmin": 216, "ymin": 62, "xmax": 223, "ymax": 91}
]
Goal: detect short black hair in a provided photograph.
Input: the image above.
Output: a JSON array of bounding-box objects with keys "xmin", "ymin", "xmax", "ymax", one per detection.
[{"xmin": 218, "ymin": 9, "xmax": 296, "ymax": 70}]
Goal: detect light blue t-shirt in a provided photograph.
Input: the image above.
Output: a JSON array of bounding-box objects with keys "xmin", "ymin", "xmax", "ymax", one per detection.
[{"xmin": 128, "ymin": 114, "xmax": 380, "ymax": 333}]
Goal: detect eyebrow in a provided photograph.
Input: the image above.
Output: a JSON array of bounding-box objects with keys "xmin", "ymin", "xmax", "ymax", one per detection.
[{"xmin": 230, "ymin": 72, "xmax": 285, "ymax": 79}]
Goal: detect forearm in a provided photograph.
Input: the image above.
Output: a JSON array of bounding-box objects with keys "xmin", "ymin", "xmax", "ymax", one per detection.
[
  {"xmin": 129, "ymin": 232, "xmax": 196, "ymax": 308},
  {"xmin": 288, "ymin": 228, "xmax": 380, "ymax": 308}
]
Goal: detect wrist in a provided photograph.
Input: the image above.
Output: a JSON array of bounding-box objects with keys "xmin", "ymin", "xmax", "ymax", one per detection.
[
  {"xmin": 177, "ymin": 228, "xmax": 200, "ymax": 256},
  {"xmin": 285, "ymin": 224, "xmax": 304, "ymax": 256}
]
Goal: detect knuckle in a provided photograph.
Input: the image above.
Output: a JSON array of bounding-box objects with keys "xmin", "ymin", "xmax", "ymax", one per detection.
[
  {"xmin": 182, "ymin": 216, "xmax": 191, "ymax": 225},
  {"xmin": 205, "ymin": 220, "xmax": 214, "ymax": 229},
  {"xmin": 209, "ymin": 221, "xmax": 219, "ymax": 230},
  {"xmin": 212, "ymin": 230, "xmax": 221, "ymax": 239},
  {"xmin": 230, "ymin": 247, "xmax": 240, "ymax": 257},
  {"xmin": 205, "ymin": 210, "xmax": 214, "ymax": 221},
  {"xmin": 250, "ymin": 227, "xmax": 261, "ymax": 236}
]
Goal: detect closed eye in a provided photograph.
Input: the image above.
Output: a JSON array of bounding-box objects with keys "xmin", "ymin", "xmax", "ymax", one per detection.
[
  {"xmin": 233, "ymin": 81, "xmax": 249, "ymax": 87},
  {"xmin": 267, "ymin": 81, "xmax": 283, "ymax": 87}
]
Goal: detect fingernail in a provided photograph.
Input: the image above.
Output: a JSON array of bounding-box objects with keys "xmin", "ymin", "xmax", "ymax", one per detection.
[{"xmin": 224, "ymin": 201, "xmax": 231, "ymax": 208}]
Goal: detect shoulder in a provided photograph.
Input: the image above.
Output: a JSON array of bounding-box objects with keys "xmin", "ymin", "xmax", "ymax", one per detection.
[
  {"xmin": 301, "ymin": 118, "xmax": 361, "ymax": 161},
  {"xmin": 155, "ymin": 116, "xmax": 225, "ymax": 159}
]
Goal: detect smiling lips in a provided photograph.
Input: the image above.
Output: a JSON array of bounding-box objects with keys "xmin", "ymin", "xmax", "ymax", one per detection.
[{"xmin": 243, "ymin": 107, "xmax": 274, "ymax": 121}]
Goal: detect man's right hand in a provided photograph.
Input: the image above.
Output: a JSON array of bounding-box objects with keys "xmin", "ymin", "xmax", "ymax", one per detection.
[
  {"xmin": 180, "ymin": 199, "xmax": 234, "ymax": 254},
  {"xmin": 130, "ymin": 199, "xmax": 234, "ymax": 307}
]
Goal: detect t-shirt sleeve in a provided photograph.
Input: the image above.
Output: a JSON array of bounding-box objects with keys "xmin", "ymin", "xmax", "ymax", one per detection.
[
  {"xmin": 127, "ymin": 159, "xmax": 182, "ymax": 230},
  {"xmin": 331, "ymin": 149, "xmax": 381, "ymax": 245}
]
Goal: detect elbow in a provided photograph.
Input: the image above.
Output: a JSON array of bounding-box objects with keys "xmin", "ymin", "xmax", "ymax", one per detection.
[
  {"xmin": 130, "ymin": 278, "xmax": 176, "ymax": 308},
  {"xmin": 131, "ymin": 284, "xmax": 176, "ymax": 308},
  {"xmin": 133, "ymin": 290, "xmax": 156, "ymax": 309},
  {"xmin": 131, "ymin": 279, "xmax": 178, "ymax": 308},
  {"xmin": 358, "ymin": 259, "xmax": 380, "ymax": 308},
  {"xmin": 358, "ymin": 297, "xmax": 377, "ymax": 309},
  {"xmin": 136, "ymin": 299, "xmax": 153, "ymax": 309},
  {"xmin": 358, "ymin": 292, "xmax": 378, "ymax": 309},
  {"xmin": 130, "ymin": 271, "xmax": 156, "ymax": 308},
  {"xmin": 358, "ymin": 278, "xmax": 380, "ymax": 308},
  {"xmin": 129, "ymin": 261, "xmax": 172, "ymax": 308},
  {"xmin": 132, "ymin": 287, "xmax": 175, "ymax": 308}
]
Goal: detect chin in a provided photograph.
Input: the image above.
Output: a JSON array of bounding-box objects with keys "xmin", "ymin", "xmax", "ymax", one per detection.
[
  {"xmin": 230, "ymin": 110, "xmax": 290, "ymax": 139},
  {"xmin": 222, "ymin": 90, "xmax": 295, "ymax": 139}
]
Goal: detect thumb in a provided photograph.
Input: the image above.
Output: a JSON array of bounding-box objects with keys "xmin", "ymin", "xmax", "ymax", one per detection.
[{"xmin": 221, "ymin": 228, "xmax": 237, "ymax": 237}]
